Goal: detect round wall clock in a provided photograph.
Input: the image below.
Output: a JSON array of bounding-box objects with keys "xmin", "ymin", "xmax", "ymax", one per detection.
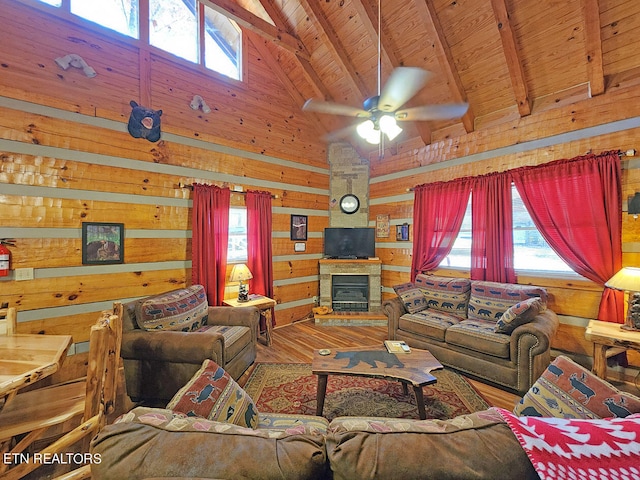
[{"xmin": 339, "ymin": 194, "xmax": 360, "ymax": 214}]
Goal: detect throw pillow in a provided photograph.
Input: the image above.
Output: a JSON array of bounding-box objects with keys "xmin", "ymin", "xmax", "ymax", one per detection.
[
  {"xmin": 393, "ymin": 282, "xmax": 428, "ymax": 314},
  {"xmin": 496, "ymin": 408, "xmax": 640, "ymax": 480},
  {"xmin": 513, "ymin": 355, "xmax": 640, "ymax": 419},
  {"xmin": 495, "ymin": 297, "xmax": 546, "ymax": 334},
  {"xmin": 467, "ymin": 280, "xmax": 547, "ymax": 322},
  {"xmin": 135, "ymin": 285, "xmax": 208, "ymax": 331},
  {"xmin": 414, "ymin": 274, "xmax": 471, "ymax": 318},
  {"xmin": 167, "ymin": 359, "xmax": 259, "ymax": 429}
]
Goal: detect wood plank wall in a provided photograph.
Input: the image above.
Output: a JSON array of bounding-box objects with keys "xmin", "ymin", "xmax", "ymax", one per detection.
[
  {"xmin": 0, "ymin": 1, "xmax": 327, "ymax": 381},
  {"xmin": 369, "ymin": 80, "xmax": 640, "ymax": 376}
]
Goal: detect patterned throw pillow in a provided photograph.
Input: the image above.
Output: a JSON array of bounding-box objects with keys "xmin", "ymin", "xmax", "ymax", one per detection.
[
  {"xmin": 513, "ymin": 355, "xmax": 640, "ymax": 419},
  {"xmin": 468, "ymin": 280, "xmax": 547, "ymax": 322},
  {"xmin": 414, "ymin": 274, "xmax": 471, "ymax": 318},
  {"xmin": 495, "ymin": 297, "xmax": 546, "ymax": 334},
  {"xmin": 135, "ymin": 285, "xmax": 208, "ymax": 331},
  {"xmin": 393, "ymin": 282, "xmax": 428, "ymax": 313},
  {"xmin": 167, "ymin": 359, "xmax": 259, "ymax": 429}
]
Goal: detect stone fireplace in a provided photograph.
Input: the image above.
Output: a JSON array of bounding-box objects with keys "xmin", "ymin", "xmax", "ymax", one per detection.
[{"xmin": 319, "ymin": 259, "xmax": 382, "ymax": 312}]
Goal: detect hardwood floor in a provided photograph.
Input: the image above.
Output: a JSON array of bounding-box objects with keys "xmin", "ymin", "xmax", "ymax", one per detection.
[{"xmin": 239, "ymin": 318, "xmax": 522, "ymax": 411}]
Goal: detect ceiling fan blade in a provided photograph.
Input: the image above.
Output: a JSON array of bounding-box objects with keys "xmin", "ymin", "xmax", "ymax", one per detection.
[
  {"xmin": 377, "ymin": 67, "xmax": 432, "ymax": 112},
  {"xmin": 323, "ymin": 123, "xmax": 359, "ymax": 142},
  {"xmin": 302, "ymin": 98, "xmax": 369, "ymax": 117},
  {"xmin": 395, "ymin": 103, "xmax": 469, "ymax": 121}
]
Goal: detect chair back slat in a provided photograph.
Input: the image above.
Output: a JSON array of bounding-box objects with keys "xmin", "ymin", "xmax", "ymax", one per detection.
[
  {"xmin": 0, "ymin": 307, "xmax": 17, "ymax": 335},
  {"xmin": 82, "ymin": 302, "xmax": 123, "ymax": 423}
]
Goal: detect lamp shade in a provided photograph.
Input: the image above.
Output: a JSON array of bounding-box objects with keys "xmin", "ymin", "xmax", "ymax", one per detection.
[
  {"xmin": 230, "ymin": 263, "xmax": 253, "ymax": 283},
  {"xmin": 605, "ymin": 267, "xmax": 640, "ymax": 291}
]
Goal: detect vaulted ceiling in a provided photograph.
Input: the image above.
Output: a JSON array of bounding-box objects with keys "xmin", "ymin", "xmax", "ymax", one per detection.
[{"xmin": 203, "ymin": 0, "xmax": 640, "ymax": 153}]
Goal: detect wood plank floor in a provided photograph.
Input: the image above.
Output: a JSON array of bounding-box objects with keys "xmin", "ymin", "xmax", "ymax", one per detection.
[{"xmin": 239, "ymin": 319, "xmax": 522, "ymax": 411}]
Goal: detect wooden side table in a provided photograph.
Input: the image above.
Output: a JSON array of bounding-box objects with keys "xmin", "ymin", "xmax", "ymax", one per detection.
[
  {"xmin": 224, "ymin": 294, "xmax": 276, "ymax": 346},
  {"xmin": 584, "ymin": 319, "xmax": 640, "ymax": 379}
]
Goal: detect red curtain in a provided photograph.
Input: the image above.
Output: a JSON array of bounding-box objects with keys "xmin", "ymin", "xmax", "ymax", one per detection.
[
  {"xmin": 471, "ymin": 172, "xmax": 516, "ymax": 283},
  {"xmin": 191, "ymin": 184, "xmax": 230, "ymax": 306},
  {"xmin": 411, "ymin": 178, "xmax": 472, "ymax": 280},
  {"xmin": 510, "ymin": 151, "xmax": 623, "ymax": 322},
  {"xmin": 246, "ymin": 190, "xmax": 275, "ymax": 329}
]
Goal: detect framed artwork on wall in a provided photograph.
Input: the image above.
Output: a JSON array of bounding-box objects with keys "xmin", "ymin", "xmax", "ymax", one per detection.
[
  {"xmin": 396, "ymin": 223, "xmax": 410, "ymax": 241},
  {"xmin": 82, "ymin": 222, "xmax": 124, "ymax": 265},
  {"xmin": 376, "ymin": 214, "xmax": 390, "ymax": 238},
  {"xmin": 290, "ymin": 214, "xmax": 308, "ymax": 241}
]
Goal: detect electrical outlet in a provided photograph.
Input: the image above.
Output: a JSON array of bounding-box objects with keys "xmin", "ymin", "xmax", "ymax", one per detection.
[
  {"xmin": 15, "ymin": 268, "xmax": 34, "ymax": 281},
  {"xmin": 313, "ymin": 296, "xmax": 318, "ymax": 305}
]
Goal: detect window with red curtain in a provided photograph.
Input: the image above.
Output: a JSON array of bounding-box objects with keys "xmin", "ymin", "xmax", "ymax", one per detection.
[
  {"xmin": 246, "ymin": 190, "xmax": 275, "ymax": 330},
  {"xmin": 470, "ymin": 172, "xmax": 516, "ymax": 283},
  {"xmin": 411, "ymin": 178, "xmax": 472, "ymax": 280},
  {"xmin": 191, "ymin": 184, "xmax": 230, "ymax": 306},
  {"xmin": 510, "ymin": 151, "xmax": 623, "ymax": 323}
]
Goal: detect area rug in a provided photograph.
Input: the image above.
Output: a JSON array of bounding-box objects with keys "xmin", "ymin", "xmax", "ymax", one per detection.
[{"xmin": 243, "ymin": 363, "xmax": 489, "ymax": 421}]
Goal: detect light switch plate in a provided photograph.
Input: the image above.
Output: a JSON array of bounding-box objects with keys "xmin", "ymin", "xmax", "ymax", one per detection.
[
  {"xmin": 294, "ymin": 242, "xmax": 306, "ymax": 252},
  {"xmin": 15, "ymin": 268, "xmax": 34, "ymax": 281}
]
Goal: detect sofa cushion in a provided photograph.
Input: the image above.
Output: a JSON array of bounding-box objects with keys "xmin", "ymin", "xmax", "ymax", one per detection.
[
  {"xmin": 468, "ymin": 280, "xmax": 547, "ymax": 322},
  {"xmin": 513, "ymin": 355, "xmax": 640, "ymax": 419},
  {"xmin": 445, "ymin": 319, "xmax": 511, "ymax": 358},
  {"xmin": 495, "ymin": 297, "xmax": 547, "ymax": 334},
  {"xmin": 167, "ymin": 359, "xmax": 259, "ymax": 428},
  {"xmin": 135, "ymin": 285, "xmax": 208, "ymax": 331},
  {"xmin": 393, "ymin": 282, "xmax": 428, "ymax": 313},
  {"xmin": 326, "ymin": 409, "xmax": 539, "ymax": 480},
  {"xmin": 200, "ymin": 324, "xmax": 252, "ymax": 361},
  {"xmin": 414, "ymin": 274, "xmax": 471, "ymax": 318},
  {"xmin": 91, "ymin": 407, "xmax": 329, "ymax": 480},
  {"xmin": 497, "ymin": 408, "xmax": 640, "ymax": 480},
  {"xmin": 398, "ymin": 310, "xmax": 462, "ymax": 342}
]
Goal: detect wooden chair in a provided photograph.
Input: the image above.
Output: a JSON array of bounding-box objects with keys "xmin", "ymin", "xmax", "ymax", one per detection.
[
  {"xmin": 0, "ymin": 303, "xmax": 123, "ymax": 480},
  {"xmin": 0, "ymin": 307, "xmax": 16, "ymax": 336}
]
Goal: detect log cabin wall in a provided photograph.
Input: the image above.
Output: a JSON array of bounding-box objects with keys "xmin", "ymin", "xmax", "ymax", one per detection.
[
  {"xmin": 369, "ymin": 80, "xmax": 640, "ymax": 378},
  {"xmin": 0, "ymin": 1, "xmax": 327, "ymax": 381}
]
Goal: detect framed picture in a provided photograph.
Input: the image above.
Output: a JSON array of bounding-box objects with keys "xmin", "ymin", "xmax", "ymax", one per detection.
[
  {"xmin": 82, "ymin": 222, "xmax": 124, "ymax": 265},
  {"xmin": 376, "ymin": 214, "xmax": 390, "ymax": 238},
  {"xmin": 396, "ymin": 223, "xmax": 410, "ymax": 241},
  {"xmin": 290, "ymin": 214, "xmax": 308, "ymax": 241}
]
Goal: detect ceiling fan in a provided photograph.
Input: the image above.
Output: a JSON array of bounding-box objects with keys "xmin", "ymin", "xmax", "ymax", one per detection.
[
  {"xmin": 301, "ymin": 1, "xmax": 468, "ymax": 145},
  {"xmin": 303, "ymin": 67, "xmax": 469, "ymax": 144}
]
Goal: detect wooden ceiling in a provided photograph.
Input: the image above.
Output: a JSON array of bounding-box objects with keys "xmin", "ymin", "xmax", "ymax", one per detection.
[{"xmin": 204, "ymin": 0, "xmax": 640, "ymax": 153}]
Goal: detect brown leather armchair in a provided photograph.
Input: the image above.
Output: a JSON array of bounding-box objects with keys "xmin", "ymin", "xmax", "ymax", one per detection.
[{"xmin": 120, "ymin": 285, "xmax": 259, "ymax": 404}]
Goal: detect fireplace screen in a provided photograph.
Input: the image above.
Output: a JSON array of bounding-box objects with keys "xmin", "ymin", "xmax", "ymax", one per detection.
[{"xmin": 332, "ymin": 275, "xmax": 369, "ymax": 312}]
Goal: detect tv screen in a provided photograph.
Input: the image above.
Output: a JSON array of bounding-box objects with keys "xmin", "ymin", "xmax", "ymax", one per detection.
[{"xmin": 324, "ymin": 228, "xmax": 375, "ymax": 259}]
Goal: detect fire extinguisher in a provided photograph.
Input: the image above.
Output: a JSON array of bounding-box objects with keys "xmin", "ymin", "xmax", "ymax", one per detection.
[{"xmin": 0, "ymin": 239, "xmax": 15, "ymax": 277}]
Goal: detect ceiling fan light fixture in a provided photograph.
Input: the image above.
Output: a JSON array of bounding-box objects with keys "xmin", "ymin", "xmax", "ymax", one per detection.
[
  {"xmin": 357, "ymin": 119, "xmax": 380, "ymax": 144},
  {"xmin": 379, "ymin": 115, "xmax": 402, "ymax": 141}
]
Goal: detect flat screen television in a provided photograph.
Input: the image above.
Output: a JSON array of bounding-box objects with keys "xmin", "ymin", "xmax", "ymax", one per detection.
[{"xmin": 324, "ymin": 227, "xmax": 375, "ymax": 259}]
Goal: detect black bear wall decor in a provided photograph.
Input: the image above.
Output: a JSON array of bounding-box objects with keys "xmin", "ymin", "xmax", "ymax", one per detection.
[{"xmin": 127, "ymin": 100, "xmax": 162, "ymax": 142}]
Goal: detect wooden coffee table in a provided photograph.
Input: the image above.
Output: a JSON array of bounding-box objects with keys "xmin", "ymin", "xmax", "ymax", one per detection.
[{"xmin": 311, "ymin": 345, "xmax": 443, "ymax": 419}]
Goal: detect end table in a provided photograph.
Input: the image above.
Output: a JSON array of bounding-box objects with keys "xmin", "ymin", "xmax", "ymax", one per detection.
[
  {"xmin": 585, "ymin": 319, "xmax": 640, "ymax": 379},
  {"xmin": 224, "ymin": 294, "xmax": 276, "ymax": 346}
]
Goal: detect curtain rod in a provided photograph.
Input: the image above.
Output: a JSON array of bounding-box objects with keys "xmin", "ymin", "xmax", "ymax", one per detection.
[
  {"xmin": 177, "ymin": 182, "xmax": 278, "ymax": 198},
  {"xmin": 406, "ymin": 149, "xmax": 637, "ymax": 192}
]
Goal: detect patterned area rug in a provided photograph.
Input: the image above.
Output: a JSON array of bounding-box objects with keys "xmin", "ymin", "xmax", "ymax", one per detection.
[{"xmin": 243, "ymin": 363, "xmax": 489, "ymax": 421}]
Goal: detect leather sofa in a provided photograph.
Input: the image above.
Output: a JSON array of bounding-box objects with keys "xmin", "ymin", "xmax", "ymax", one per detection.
[
  {"xmin": 89, "ymin": 407, "xmax": 536, "ymax": 480},
  {"xmin": 383, "ymin": 274, "xmax": 559, "ymax": 394},
  {"xmin": 120, "ymin": 285, "xmax": 259, "ymax": 404}
]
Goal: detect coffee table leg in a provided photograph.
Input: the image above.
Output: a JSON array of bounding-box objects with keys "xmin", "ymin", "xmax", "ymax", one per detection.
[
  {"xmin": 413, "ymin": 386, "xmax": 426, "ymax": 420},
  {"xmin": 316, "ymin": 374, "xmax": 328, "ymax": 416}
]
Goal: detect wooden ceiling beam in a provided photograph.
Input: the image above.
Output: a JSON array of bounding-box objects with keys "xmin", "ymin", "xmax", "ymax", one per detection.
[
  {"xmin": 490, "ymin": 0, "xmax": 531, "ymax": 116},
  {"xmin": 414, "ymin": 0, "xmax": 474, "ymax": 133},
  {"xmin": 581, "ymin": 0, "xmax": 605, "ymax": 97},
  {"xmin": 297, "ymin": 0, "xmax": 370, "ymax": 100},
  {"xmin": 199, "ymin": 0, "xmax": 310, "ymax": 60}
]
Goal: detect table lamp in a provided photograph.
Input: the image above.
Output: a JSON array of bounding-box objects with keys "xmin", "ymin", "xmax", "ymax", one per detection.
[
  {"xmin": 605, "ymin": 267, "xmax": 640, "ymax": 331},
  {"xmin": 230, "ymin": 263, "xmax": 253, "ymax": 302}
]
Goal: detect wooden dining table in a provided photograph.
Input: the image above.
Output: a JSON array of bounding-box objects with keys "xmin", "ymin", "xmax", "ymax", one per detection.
[{"xmin": 0, "ymin": 333, "xmax": 73, "ymax": 412}]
